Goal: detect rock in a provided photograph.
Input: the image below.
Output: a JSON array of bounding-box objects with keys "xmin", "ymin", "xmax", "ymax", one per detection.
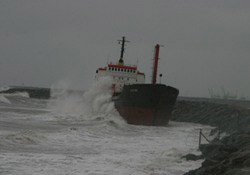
[
  {"xmin": 243, "ymin": 158, "xmax": 250, "ymax": 167},
  {"xmin": 172, "ymin": 100, "xmax": 250, "ymax": 134},
  {"xmin": 201, "ymin": 158, "xmax": 219, "ymax": 167},
  {"xmin": 224, "ymin": 168, "xmax": 250, "ymax": 175},
  {"xmin": 230, "ymin": 150, "xmax": 250, "ymax": 167},
  {"xmin": 173, "ymin": 99, "xmax": 250, "ymax": 175},
  {"xmin": 184, "ymin": 132, "xmax": 250, "ymax": 175},
  {"xmin": 199, "ymin": 143, "xmax": 236, "ymax": 161},
  {"xmin": 182, "ymin": 154, "xmax": 204, "ymax": 161}
]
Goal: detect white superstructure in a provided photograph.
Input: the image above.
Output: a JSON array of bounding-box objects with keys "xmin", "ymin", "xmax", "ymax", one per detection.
[
  {"xmin": 95, "ymin": 63, "xmax": 145, "ymax": 94},
  {"xmin": 95, "ymin": 36, "xmax": 145, "ymax": 94}
]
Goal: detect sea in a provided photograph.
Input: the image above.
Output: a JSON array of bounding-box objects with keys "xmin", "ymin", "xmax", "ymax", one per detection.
[{"xmin": 0, "ymin": 78, "xmax": 213, "ymax": 175}]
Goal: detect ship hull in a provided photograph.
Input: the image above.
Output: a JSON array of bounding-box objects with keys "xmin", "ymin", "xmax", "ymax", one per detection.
[{"xmin": 113, "ymin": 84, "xmax": 179, "ymax": 126}]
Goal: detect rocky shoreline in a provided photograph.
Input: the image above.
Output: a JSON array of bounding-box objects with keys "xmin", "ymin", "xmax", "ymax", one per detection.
[{"xmin": 172, "ymin": 98, "xmax": 250, "ymax": 175}]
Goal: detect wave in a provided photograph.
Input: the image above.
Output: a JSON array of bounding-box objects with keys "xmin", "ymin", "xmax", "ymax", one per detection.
[
  {"xmin": 4, "ymin": 92, "xmax": 30, "ymax": 98},
  {"xmin": 0, "ymin": 85, "xmax": 10, "ymax": 92},
  {"xmin": 48, "ymin": 77, "xmax": 125, "ymax": 126},
  {"xmin": 4, "ymin": 130, "xmax": 44, "ymax": 145},
  {"xmin": 0, "ymin": 92, "xmax": 30, "ymax": 98},
  {"xmin": 0, "ymin": 92, "xmax": 30, "ymax": 104},
  {"xmin": 0, "ymin": 95, "xmax": 11, "ymax": 104}
]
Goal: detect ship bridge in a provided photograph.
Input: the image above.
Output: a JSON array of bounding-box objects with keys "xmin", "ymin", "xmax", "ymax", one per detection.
[
  {"xmin": 95, "ymin": 63, "xmax": 145, "ymax": 94},
  {"xmin": 95, "ymin": 36, "xmax": 145, "ymax": 94}
]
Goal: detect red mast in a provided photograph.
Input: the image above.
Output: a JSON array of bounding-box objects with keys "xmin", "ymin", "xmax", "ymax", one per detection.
[{"xmin": 151, "ymin": 44, "xmax": 160, "ymax": 84}]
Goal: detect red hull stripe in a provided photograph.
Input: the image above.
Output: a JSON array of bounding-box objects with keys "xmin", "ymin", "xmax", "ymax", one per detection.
[
  {"xmin": 116, "ymin": 106, "xmax": 170, "ymax": 126},
  {"xmin": 98, "ymin": 68, "xmax": 107, "ymax": 71}
]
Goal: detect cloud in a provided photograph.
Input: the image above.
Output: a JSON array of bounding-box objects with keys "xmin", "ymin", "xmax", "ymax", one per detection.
[{"xmin": 0, "ymin": 0, "xmax": 250, "ymax": 98}]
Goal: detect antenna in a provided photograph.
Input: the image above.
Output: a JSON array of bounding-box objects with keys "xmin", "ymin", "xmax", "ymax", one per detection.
[
  {"xmin": 117, "ymin": 36, "xmax": 130, "ymax": 65},
  {"xmin": 107, "ymin": 53, "xmax": 111, "ymax": 64}
]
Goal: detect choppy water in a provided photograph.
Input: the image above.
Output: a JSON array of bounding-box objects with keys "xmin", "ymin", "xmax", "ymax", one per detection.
[{"xmin": 0, "ymin": 79, "xmax": 213, "ymax": 175}]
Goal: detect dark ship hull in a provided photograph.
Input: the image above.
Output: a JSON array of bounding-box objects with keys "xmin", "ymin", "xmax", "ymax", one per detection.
[{"xmin": 113, "ymin": 84, "xmax": 179, "ymax": 126}]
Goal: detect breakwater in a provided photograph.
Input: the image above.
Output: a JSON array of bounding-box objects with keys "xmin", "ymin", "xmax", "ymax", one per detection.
[
  {"xmin": 0, "ymin": 86, "xmax": 50, "ymax": 99},
  {"xmin": 172, "ymin": 98, "xmax": 250, "ymax": 175},
  {"xmin": 0, "ymin": 86, "xmax": 84, "ymax": 99},
  {"xmin": 172, "ymin": 98, "xmax": 250, "ymax": 134}
]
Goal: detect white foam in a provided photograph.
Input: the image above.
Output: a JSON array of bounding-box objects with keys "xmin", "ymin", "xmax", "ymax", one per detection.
[
  {"xmin": 4, "ymin": 130, "xmax": 45, "ymax": 145},
  {"xmin": 0, "ymin": 85, "xmax": 10, "ymax": 92},
  {"xmin": 1, "ymin": 92, "xmax": 30, "ymax": 98},
  {"xmin": 48, "ymin": 77, "xmax": 125, "ymax": 125},
  {"xmin": 0, "ymin": 91, "xmax": 215, "ymax": 175},
  {"xmin": 0, "ymin": 121, "xmax": 211, "ymax": 175},
  {"xmin": 0, "ymin": 95, "xmax": 11, "ymax": 104},
  {"xmin": 0, "ymin": 86, "xmax": 29, "ymax": 99}
]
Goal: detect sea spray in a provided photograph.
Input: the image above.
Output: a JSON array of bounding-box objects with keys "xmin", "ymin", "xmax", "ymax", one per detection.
[
  {"xmin": 0, "ymin": 95, "xmax": 11, "ymax": 104},
  {"xmin": 0, "ymin": 85, "xmax": 10, "ymax": 92},
  {"xmin": 48, "ymin": 77, "xmax": 125, "ymax": 124},
  {"xmin": 0, "ymin": 86, "xmax": 29, "ymax": 100},
  {"xmin": 49, "ymin": 79, "xmax": 85, "ymax": 117}
]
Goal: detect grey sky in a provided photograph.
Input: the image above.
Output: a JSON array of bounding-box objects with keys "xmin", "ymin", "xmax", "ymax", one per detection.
[{"xmin": 0, "ymin": 0, "xmax": 250, "ymax": 98}]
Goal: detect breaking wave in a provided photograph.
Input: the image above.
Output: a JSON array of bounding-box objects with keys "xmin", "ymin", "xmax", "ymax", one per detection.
[
  {"xmin": 4, "ymin": 92, "xmax": 30, "ymax": 98},
  {"xmin": 0, "ymin": 95, "xmax": 11, "ymax": 104},
  {"xmin": 0, "ymin": 82, "xmax": 212, "ymax": 174},
  {"xmin": 0, "ymin": 92, "xmax": 30, "ymax": 104},
  {"xmin": 48, "ymin": 77, "xmax": 125, "ymax": 125},
  {"xmin": 0, "ymin": 85, "xmax": 10, "ymax": 92},
  {"xmin": 4, "ymin": 130, "xmax": 45, "ymax": 145}
]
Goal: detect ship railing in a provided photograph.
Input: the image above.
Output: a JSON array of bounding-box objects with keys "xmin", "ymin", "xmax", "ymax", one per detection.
[
  {"xmin": 108, "ymin": 62, "xmax": 137, "ymax": 68},
  {"xmin": 198, "ymin": 129, "xmax": 211, "ymax": 150}
]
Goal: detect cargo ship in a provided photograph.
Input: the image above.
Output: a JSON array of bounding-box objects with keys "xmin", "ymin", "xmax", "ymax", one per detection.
[{"xmin": 95, "ymin": 37, "xmax": 179, "ymax": 126}]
